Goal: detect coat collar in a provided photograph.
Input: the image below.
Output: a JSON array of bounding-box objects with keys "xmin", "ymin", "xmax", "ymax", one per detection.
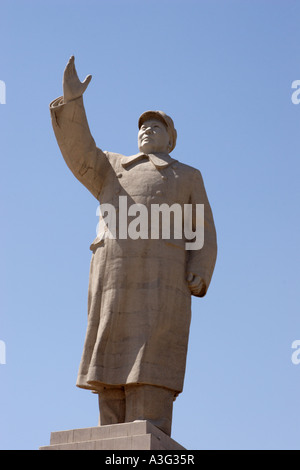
[{"xmin": 121, "ymin": 152, "xmax": 177, "ymax": 170}]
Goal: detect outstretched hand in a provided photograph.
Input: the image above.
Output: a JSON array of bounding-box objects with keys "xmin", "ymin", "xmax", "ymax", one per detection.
[{"xmin": 63, "ymin": 56, "xmax": 92, "ymax": 104}]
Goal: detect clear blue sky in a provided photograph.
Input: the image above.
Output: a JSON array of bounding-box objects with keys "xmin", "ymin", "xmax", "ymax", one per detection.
[{"xmin": 1, "ymin": 0, "xmax": 300, "ymax": 450}]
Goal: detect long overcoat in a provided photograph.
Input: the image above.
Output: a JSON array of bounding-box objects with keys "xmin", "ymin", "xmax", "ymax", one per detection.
[{"xmin": 50, "ymin": 96, "xmax": 217, "ymax": 394}]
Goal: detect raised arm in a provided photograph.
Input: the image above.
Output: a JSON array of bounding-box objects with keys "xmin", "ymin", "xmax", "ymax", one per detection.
[{"xmin": 50, "ymin": 56, "xmax": 111, "ymax": 200}]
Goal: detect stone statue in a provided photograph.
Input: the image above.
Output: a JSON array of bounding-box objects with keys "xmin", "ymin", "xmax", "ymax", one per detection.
[{"xmin": 50, "ymin": 56, "xmax": 217, "ymax": 437}]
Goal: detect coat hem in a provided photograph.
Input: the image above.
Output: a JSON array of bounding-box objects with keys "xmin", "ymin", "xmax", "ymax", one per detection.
[{"xmin": 76, "ymin": 377, "xmax": 182, "ymax": 396}]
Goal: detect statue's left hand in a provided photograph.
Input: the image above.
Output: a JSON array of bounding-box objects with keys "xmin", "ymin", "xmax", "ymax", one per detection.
[
  {"xmin": 63, "ymin": 56, "xmax": 92, "ymax": 104},
  {"xmin": 187, "ymin": 273, "xmax": 205, "ymax": 296}
]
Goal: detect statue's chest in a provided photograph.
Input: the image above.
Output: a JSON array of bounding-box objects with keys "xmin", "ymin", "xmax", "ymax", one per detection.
[{"xmin": 101, "ymin": 160, "xmax": 188, "ymax": 206}]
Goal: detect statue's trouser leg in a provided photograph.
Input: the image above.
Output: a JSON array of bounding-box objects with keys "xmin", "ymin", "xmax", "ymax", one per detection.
[
  {"xmin": 97, "ymin": 384, "xmax": 176, "ymax": 436},
  {"xmin": 98, "ymin": 386, "xmax": 125, "ymax": 426},
  {"xmin": 124, "ymin": 384, "xmax": 175, "ymax": 436}
]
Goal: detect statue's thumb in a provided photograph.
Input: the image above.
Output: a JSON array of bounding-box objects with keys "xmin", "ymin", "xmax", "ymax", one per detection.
[{"xmin": 83, "ymin": 75, "xmax": 92, "ymax": 88}]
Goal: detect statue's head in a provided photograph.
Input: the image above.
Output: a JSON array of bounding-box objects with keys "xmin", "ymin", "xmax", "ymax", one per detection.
[{"xmin": 138, "ymin": 110, "xmax": 177, "ymax": 154}]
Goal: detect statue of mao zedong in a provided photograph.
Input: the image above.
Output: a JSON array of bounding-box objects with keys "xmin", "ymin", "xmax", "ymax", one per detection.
[{"xmin": 50, "ymin": 56, "xmax": 217, "ymax": 436}]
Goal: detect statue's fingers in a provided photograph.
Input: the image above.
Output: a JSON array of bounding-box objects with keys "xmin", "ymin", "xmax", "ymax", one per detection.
[
  {"xmin": 188, "ymin": 278, "xmax": 199, "ymax": 288},
  {"xmin": 64, "ymin": 63, "xmax": 72, "ymax": 78},
  {"xmin": 70, "ymin": 56, "xmax": 77, "ymax": 75},
  {"xmin": 198, "ymin": 280, "xmax": 205, "ymax": 291},
  {"xmin": 195, "ymin": 280, "xmax": 205, "ymax": 295},
  {"xmin": 64, "ymin": 56, "xmax": 75, "ymax": 77},
  {"xmin": 189, "ymin": 277, "xmax": 203, "ymax": 290},
  {"xmin": 190, "ymin": 282, "xmax": 204, "ymax": 295}
]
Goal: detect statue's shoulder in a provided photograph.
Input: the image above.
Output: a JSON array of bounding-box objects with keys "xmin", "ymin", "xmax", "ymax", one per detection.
[
  {"xmin": 103, "ymin": 150, "xmax": 124, "ymax": 159},
  {"xmin": 174, "ymin": 159, "xmax": 201, "ymax": 177},
  {"xmin": 102, "ymin": 151, "xmax": 126, "ymax": 168}
]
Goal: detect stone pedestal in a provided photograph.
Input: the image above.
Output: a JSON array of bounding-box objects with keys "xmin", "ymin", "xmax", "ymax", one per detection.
[{"xmin": 39, "ymin": 420, "xmax": 186, "ymax": 450}]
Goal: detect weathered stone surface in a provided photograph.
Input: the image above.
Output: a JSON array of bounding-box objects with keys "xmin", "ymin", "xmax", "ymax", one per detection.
[
  {"xmin": 40, "ymin": 421, "xmax": 185, "ymax": 450},
  {"xmin": 49, "ymin": 56, "xmax": 217, "ymax": 437}
]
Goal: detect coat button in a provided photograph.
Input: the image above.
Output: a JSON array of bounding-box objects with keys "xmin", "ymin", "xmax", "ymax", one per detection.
[
  {"xmin": 117, "ymin": 173, "xmax": 122, "ymax": 178},
  {"xmin": 161, "ymin": 175, "xmax": 167, "ymax": 180},
  {"xmin": 156, "ymin": 190, "xmax": 162, "ymax": 196}
]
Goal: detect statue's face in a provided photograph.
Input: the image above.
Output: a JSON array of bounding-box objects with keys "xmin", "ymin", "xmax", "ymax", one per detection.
[{"xmin": 138, "ymin": 119, "xmax": 170, "ymax": 154}]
